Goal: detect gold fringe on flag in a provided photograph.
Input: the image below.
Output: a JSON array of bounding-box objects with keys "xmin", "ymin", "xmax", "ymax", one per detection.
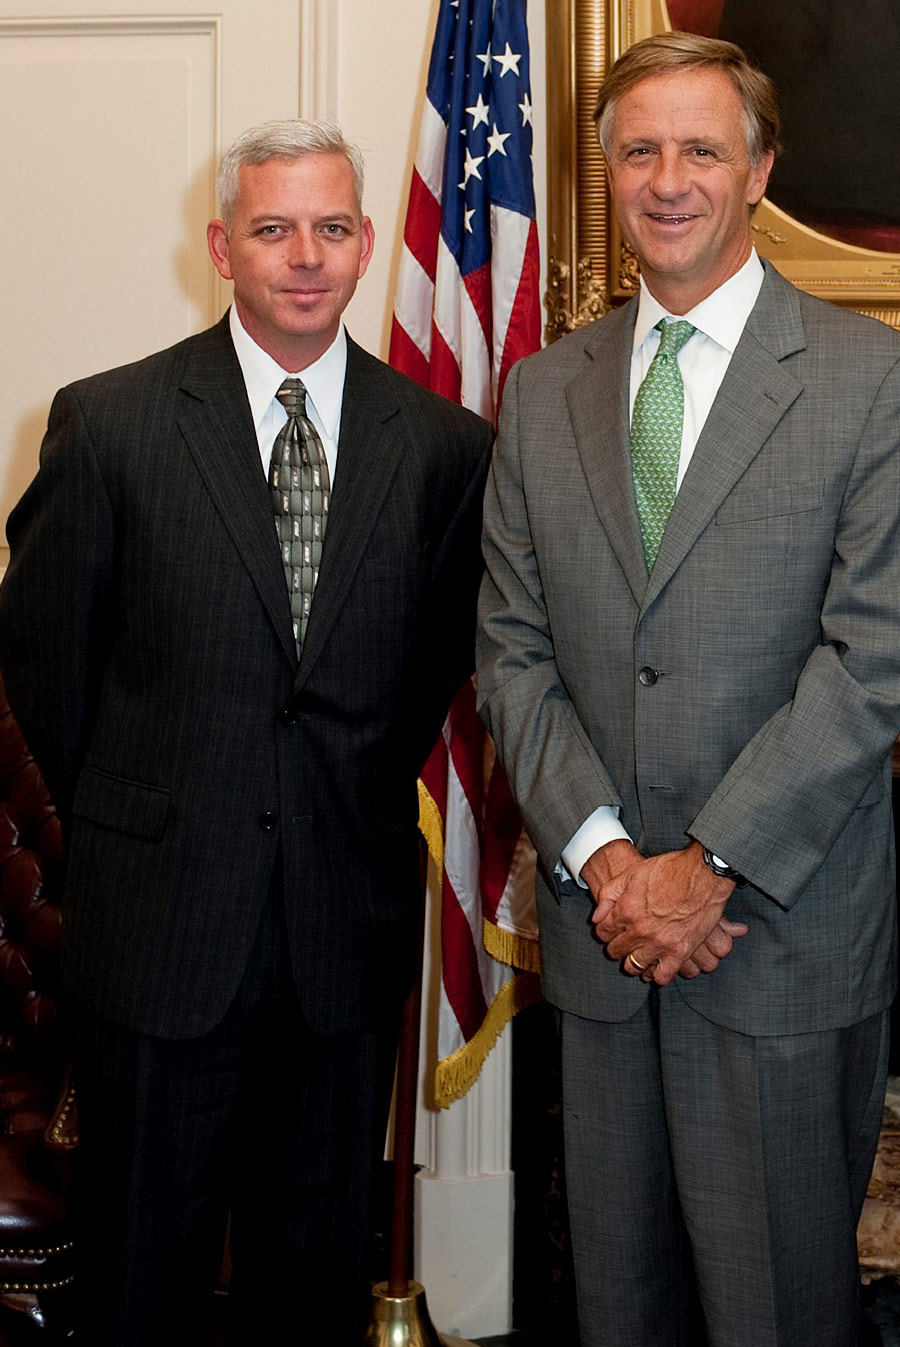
[
  {"xmin": 432, "ymin": 968, "xmax": 543, "ymax": 1108},
  {"xmin": 417, "ymin": 777, "xmax": 446, "ymax": 875},
  {"xmin": 417, "ymin": 778, "xmax": 544, "ymax": 1109},
  {"xmin": 482, "ymin": 918, "xmax": 541, "ymax": 974}
]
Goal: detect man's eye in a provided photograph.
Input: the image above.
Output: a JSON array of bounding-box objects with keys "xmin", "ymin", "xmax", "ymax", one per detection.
[{"xmin": 322, "ymin": 224, "xmax": 346, "ymax": 236}]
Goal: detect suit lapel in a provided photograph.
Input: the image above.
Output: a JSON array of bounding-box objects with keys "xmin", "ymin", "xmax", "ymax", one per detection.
[
  {"xmin": 177, "ymin": 317, "xmax": 297, "ymax": 668},
  {"xmin": 642, "ymin": 263, "xmax": 806, "ymax": 612},
  {"xmin": 293, "ymin": 337, "xmax": 408, "ymax": 688},
  {"xmin": 566, "ymin": 302, "xmax": 650, "ymax": 607}
]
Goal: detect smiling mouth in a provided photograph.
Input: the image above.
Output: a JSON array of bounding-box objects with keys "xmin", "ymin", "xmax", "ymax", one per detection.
[{"xmin": 648, "ymin": 214, "xmax": 695, "ymax": 223}]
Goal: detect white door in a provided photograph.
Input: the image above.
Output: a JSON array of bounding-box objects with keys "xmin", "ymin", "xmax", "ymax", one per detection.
[{"xmin": 0, "ymin": 0, "xmax": 328, "ymax": 558}]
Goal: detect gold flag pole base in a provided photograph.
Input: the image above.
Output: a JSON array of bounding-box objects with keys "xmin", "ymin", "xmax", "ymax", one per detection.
[
  {"xmin": 364, "ymin": 1280, "xmax": 477, "ymax": 1347},
  {"xmin": 364, "ymin": 849, "xmax": 477, "ymax": 1347}
]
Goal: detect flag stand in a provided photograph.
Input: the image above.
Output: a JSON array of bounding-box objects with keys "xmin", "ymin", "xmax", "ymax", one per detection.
[{"xmin": 364, "ymin": 847, "xmax": 476, "ymax": 1347}]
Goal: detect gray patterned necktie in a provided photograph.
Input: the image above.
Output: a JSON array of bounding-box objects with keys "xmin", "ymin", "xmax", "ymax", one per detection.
[
  {"xmin": 630, "ymin": 318, "xmax": 696, "ymax": 571},
  {"xmin": 270, "ymin": 377, "xmax": 330, "ymax": 652}
]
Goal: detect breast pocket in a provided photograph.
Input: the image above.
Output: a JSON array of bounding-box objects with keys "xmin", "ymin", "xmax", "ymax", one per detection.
[
  {"xmin": 715, "ymin": 482, "xmax": 824, "ymax": 526},
  {"xmin": 72, "ymin": 765, "xmax": 170, "ymax": 841}
]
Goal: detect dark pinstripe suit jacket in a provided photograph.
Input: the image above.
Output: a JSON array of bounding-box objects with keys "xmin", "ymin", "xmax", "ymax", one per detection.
[{"xmin": 0, "ymin": 316, "xmax": 492, "ymax": 1038}]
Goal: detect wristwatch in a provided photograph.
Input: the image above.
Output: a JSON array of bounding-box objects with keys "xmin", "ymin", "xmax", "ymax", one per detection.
[{"xmin": 701, "ymin": 847, "xmax": 748, "ymax": 888}]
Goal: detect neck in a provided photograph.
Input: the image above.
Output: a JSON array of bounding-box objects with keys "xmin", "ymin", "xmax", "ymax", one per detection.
[{"xmin": 643, "ymin": 243, "xmax": 753, "ymax": 315}]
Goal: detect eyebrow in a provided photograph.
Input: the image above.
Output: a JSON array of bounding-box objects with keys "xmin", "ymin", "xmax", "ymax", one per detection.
[
  {"xmin": 616, "ymin": 134, "xmax": 732, "ymax": 155},
  {"xmin": 245, "ymin": 212, "xmax": 359, "ymax": 227}
]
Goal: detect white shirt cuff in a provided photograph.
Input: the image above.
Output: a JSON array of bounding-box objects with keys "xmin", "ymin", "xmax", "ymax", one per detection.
[{"xmin": 557, "ymin": 807, "xmax": 632, "ymax": 888}]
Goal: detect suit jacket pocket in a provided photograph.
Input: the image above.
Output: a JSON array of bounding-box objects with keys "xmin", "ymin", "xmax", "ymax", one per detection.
[
  {"xmin": 72, "ymin": 765, "xmax": 170, "ymax": 841},
  {"xmin": 715, "ymin": 482, "xmax": 823, "ymax": 526}
]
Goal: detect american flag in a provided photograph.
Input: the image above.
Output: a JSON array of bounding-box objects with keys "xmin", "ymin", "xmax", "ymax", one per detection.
[{"xmin": 390, "ymin": 0, "xmax": 543, "ymax": 1106}]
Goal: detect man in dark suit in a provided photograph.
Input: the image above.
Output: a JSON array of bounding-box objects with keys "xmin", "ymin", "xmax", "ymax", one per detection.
[
  {"xmin": 477, "ymin": 32, "xmax": 900, "ymax": 1347},
  {"xmin": 0, "ymin": 118, "xmax": 492, "ymax": 1345}
]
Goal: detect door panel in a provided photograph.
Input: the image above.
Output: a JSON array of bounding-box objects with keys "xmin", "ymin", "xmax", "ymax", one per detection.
[{"xmin": 0, "ymin": 1, "xmax": 305, "ymax": 559}]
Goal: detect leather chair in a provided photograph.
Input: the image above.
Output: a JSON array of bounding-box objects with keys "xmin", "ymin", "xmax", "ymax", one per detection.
[{"xmin": 0, "ymin": 677, "xmax": 75, "ymax": 1343}]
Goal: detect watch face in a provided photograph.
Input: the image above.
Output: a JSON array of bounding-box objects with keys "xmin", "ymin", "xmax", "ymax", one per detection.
[
  {"xmin": 703, "ymin": 848, "xmax": 748, "ymax": 888},
  {"xmin": 704, "ymin": 849, "xmax": 733, "ymax": 876}
]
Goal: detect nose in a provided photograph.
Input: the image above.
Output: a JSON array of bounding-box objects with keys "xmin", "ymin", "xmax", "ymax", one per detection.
[
  {"xmin": 286, "ymin": 227, "xmax": 323, "ymax": 269},
  {"xmin": 649, "ymin": 148, "xmax": 691, "ymax": 201}
]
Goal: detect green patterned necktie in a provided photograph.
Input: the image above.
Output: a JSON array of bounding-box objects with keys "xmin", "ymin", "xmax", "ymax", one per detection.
[
  {"xmin": 630, "ymin": 318, "xmax": 696, "ymax": 571},
  {"xmin": 271, "ymin": 377, "xmax": 330, "ymax": 653}
]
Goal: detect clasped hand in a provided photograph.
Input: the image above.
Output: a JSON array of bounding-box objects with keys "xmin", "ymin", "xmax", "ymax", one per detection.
[{"xmin": 583, "ymin": 839, "xmax": 747, "ymax": 985}]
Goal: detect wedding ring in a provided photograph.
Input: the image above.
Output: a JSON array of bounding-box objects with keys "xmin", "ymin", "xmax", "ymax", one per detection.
[{"xmin": 627, "ymin": 952, "xmax": 648, "ymax": 972}]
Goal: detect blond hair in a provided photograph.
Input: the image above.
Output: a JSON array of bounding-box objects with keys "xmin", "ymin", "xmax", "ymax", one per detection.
[{"xmin": 595, "ymin": 31, "xmax": 781, "ymax": 167}]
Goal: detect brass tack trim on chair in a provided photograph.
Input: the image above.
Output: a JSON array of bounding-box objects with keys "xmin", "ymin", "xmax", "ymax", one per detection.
[
  {"xmin": 47, "ymin": 1085, "xmax": 78, "ymax": 1148},
  {"xmin": 0, "ymin": 1275, "xmax": 75, "ymax": 1292},
  {"xmin": 0, "ymin": 1241, "xmax": 75, "ymax": 1259}
]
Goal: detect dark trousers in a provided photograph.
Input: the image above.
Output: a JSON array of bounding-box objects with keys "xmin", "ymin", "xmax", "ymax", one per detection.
[
  {"xmin": 69, "ymin": 880, "xmax": 399, "ymax": 1345},
  {"xmin": 561, "ymin": 989, "xmax": 889, "ymax": 1347}
]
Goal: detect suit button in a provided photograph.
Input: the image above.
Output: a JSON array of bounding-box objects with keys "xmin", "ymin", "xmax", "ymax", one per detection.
[
  {"xmin": 258, "ymin": 811, "xmax": 279, "ymax": 831},
  {"xmin": 638, "ymin": 666, "xmax": 659, "ymax": 686},
  {"xmin": 278, "ymin": 707, "xmax": 298, "ymax": 726}
]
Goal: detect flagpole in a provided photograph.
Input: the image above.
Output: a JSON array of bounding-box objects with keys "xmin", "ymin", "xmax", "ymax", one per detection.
[{"xmin": 365, "ymin": 844, "xmax": 476, "ymax": 1347}]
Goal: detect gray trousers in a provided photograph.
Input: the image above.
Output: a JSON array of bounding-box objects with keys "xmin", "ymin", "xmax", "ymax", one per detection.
[{"xmin": 561, "ymin": 989, "xmax": 889, "ymax": 1347}]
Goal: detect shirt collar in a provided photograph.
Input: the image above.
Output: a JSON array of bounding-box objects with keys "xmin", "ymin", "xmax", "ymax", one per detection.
[
  {"xmin": 228, "ymin": 306, "xmax": 347, "ymax": 438},
  {"xmin": 633, "ymin": 250, "xmax": 765, "ymax": 355}
]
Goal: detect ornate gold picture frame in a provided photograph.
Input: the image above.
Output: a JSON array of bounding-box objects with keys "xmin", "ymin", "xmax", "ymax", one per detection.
[{"xmin": 545, "ymin": 0, "xmax": 900, "ymax": 341}]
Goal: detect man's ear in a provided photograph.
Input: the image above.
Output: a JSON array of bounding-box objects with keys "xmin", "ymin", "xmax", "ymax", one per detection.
[
  {"xmin": 207, "ymin": 220, "xmax": 233, "ymax": 281},
  {"xmin": 358, "ymin": 216, "xmax": 375, "ymax": 280},
  {"xmin": 748, "ymin": 150, "xmax": 775, "ymax": 208}
]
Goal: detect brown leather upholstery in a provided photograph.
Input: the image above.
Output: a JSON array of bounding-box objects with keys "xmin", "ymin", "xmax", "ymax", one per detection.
[{"xmin": 0, "ymin": 677, "xmax": 74, "ymax": 1340}]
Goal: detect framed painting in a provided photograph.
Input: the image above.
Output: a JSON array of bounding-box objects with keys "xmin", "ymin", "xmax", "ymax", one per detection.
[{"xmin": 545, "ymin": 0, "xmax": 900, "ymax": 339}]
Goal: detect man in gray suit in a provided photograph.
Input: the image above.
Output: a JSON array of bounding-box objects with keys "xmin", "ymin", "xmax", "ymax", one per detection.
[
  {"xmin": 0, "ymin": 120, "xmax": 491, "ymax": 1343},
  {"xmin": 477, "ymin": 32, "xmax": 900, "ymax": 1347}
]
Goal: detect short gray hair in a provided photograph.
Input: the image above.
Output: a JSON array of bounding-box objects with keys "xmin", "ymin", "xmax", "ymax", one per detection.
[{"xmin": 216, "ymin": 118, "xmax": 366, "ymax": 227}]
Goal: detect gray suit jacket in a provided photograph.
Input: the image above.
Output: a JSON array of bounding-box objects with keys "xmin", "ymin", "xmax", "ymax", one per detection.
[
  {"xmin": 477, "ymin": 262, "xmax": 900, "ymax": 1036},
  {"xmin": 0, "ymin": 317, "xmax": 492, "ymax": 1039}
]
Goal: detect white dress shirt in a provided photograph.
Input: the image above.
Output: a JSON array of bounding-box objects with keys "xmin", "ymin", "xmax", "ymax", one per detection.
[
  {"xmin": 228, "ymin": 305, "xmax": 346, "ymax": 485},
  {"xmin": 560, "ymin": 251, "xmax": 765, "ymax": 885}
]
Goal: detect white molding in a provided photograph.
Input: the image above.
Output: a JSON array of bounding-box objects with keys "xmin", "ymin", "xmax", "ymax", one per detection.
[
  {"xmin": 415, "ymin": 1165, "xmax": 513, "ymax": 1339},
  {"xmin": 298, "ymin": 0, "xmax": 338, "ymax": 118},
  {"xmin": 412, "ymin": 871, "xmax": 514, "ymax": 1337},
  {"xmin": 0, "ymin": 15, "xmax": 225, "ymax": 327},
  {"xmin": 0, "ymin": 16, "xmax": 221, "ymax": 36},
  {"xmin": 414, "ymin": 1038, "xmax": 514, "ymax": 1339}
]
